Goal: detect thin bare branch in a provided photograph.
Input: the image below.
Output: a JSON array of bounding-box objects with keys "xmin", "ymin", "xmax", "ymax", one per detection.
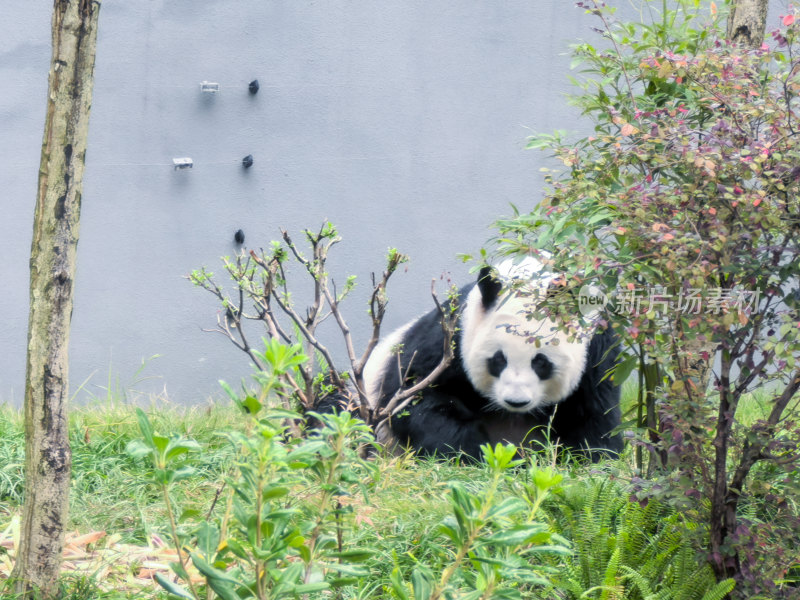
[
  {"xmin": 270, "ymin": 288, "xmax": 343, "ymax": 390},
  {"xmin": 376, "ymin": 280, "xmax": 459, "ymax": 430}
]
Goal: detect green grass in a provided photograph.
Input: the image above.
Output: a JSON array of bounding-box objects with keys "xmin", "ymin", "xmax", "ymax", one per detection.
[
  {"xmin": 0, "ymin": 379, "xmax": 642, "ymax": 544},
  {"xmin": 0, "ymin": 575, "xmax": 153, "ymax": 600},
  {"xmin": 0, "ymin": 401, "xmax": 240, "ymax": 599},
  {"xmin": 66, "ymin": 401, "xmax": 239, "ymax": 541},
  {"xmin": 0, "ymin": 401, "xmax": 240, "ymax": 547},
  {"xmin": 0, "ymin": 387, "xmax": 796, "ymax": 599}
]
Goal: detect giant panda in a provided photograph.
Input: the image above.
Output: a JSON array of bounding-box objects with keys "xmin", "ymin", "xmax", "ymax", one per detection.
[{"xmin": 362, "ymin": 259, "xmax": 622, "ymax": 461}]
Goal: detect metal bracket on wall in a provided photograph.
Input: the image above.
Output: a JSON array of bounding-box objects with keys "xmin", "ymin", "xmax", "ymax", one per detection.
[{"xmin": 172, "ymin": 157, "xmax": 193, "ymax": 170}]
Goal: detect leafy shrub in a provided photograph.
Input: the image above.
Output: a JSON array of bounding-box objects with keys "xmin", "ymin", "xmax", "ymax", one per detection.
[
  {"xmin": 189, "ymin": 224, "xmax": 418, "ymax": 421},
  {"xmin": 123, "ymin": 337, "xmax": 758, "ymax": 600},
  {"xmin": 125, "ymin": 338, "xmax": 578, "ymax": 599},
  {"xmin": 494, "ymin": 0, "xmax": 800, "ymax": 595},
  {"xmin": 127, "ymin": 349, "xmax": 379, "ymax": 599},
  {"xmin": 388, "ymin": 445, "xmax": 570, "ymax": 600}
]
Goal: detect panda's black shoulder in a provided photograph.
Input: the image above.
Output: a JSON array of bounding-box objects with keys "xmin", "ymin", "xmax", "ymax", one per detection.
[
  {"xmin": 584, "ymin": 325, "xmax": 620, "ymax": 386},
  {"xmin": 397, "ymin": 280, "xmax": 475, "ymax": 361},
  {"xmin": 373, "ymin": 281, "xmax": 476, "ymax": 405},
  {"xmin": 547, "ymin": 324, "xmax": 623, "ymax": 457}
]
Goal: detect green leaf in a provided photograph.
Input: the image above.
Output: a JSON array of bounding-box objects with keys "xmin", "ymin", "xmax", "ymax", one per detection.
[
  {"xmin": 411, "ymin": 565, "xmax": 434, "ymax": 600},
  {"xmin": 171, "ymin": 466, "xmax": 197, "ymax": 483},
  {"xmin": 700, "ymin": 579, "xmax": 736, "ymax": 600},
  {"xmin": 153, "ymin": 572, "xmax": 194, "ymax": 599},
  {"xmin": 263, "ymin": 485, "xmax": 289, "ymax": 500},
  {"xmin": 531, "ymin": 468, "xmax": 564, "ymax": 494},
  {"xmin": 297, "ymin": 544, "xmax": 311, "ymax": 563},
  {"xmin": 223, "ymin": 539, "xmax": 248, "ymax": 560},
  {"xmin": 291, "ymin": 439, "xmax": 330, "ymax": 457},
  {"xmin": 329, "ymin": 577, "xmax": 360, "ymax": 588},
  {"xmin": 293, "ymin": 582, "xmax": 330, "ymax": 594},
  {"xmin": 190, "ymin": 552, "xmax": 241, "ymax": 586},
  {"xmin": 261, "ymin": 338, "xmax": 309, "ymax": 374},
  {"xmin": 318, "ymin": 563, "xmax": 370, "ymax": 577},
  {"xmin": 486, "ymin": 497, "xmax": 527, "ymax": 520},
  {"xmin": 482, "ymin": 442, "xmax": 523, "ymax": 471},
  {"xmin": 326, "ymin": 549, "xmax": 375, "ymax": 562},
  {"xmin": 612, "ymin": 353, "xmax": 638, "ymax": 386},
  {"xmin": 178, "ymin": 509, "xmax": 201, "ymax": 522},
  {"xmin": 124, "ymin": 439, "xmax": 152, "ymax": 460},
  {"xmin": 165, "ymin": 439, "xmax": 201, "ymax": 462},
  {"xmin": 287, "ymin": 534, "xmax": 305, "ymax": 548},
  {"xmin": 601, "ymin": 547, "xmax": 622, "ymax": 597},
  {"xmin": 239, "ymin": 395, "xmax": 262, "ymax": 415},
  {"xmin": 195, "ymin": 522, "xmax": 220, "ymax": 561},
  {"xmin": 483, "ymin": 524, "xmax": 550, "ymax": 547},
  {"xmin": 169, "ymin": 561, "xmax": 190, "ymax": 582},
  {"xmin": 153, "ymin": 435, "xmax": 170, "ymax": 455},
  {"xmin": 134, "ymin": 408, "xmax": 155, "ymax": 446},
  {"xmin": 438, "ymin": 518, "xmax": 462, "ymax": 545},
  {"xmin": 218, "ymin": 380, "xmax": 239, "ymax": 404},
  {"xmin": 204, "ymin": 579, "xmax": 239, "ymax": 600},
  {"xmin": 390, "ymin": 567, "xmax": 411, "ymax": 600}
]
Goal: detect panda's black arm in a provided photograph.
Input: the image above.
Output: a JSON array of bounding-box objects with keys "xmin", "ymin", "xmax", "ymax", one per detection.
[
  {"xmin": 548, "ymin": 395, "xmax": 623, "ymax": 460},
  {"xmin": 549, "ymin": 327, "xmax": 624, "ymax": 460},
  {"xmin": 389, "ymin": 392, "xmax": 490, "ymax": 461}
]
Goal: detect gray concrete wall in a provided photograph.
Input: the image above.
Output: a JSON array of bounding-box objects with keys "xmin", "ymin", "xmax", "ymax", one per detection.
[{"xmin": 2, "ymin": 1, "xmax": 639, "ymax": 405}]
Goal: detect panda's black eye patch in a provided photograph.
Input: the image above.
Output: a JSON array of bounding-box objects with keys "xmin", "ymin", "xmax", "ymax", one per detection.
[
  {"xmin": 531, "ymin": 354, "xmax": 553, "ymax": 380},
  {"xmin": 487, "ymin": 350, "xmax": 507, "ymax": 377}
]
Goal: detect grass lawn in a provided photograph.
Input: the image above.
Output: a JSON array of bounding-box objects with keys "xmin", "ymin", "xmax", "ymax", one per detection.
[{"xmin": 0, "ymin": 387, "xmax": 796, "ymax": 599}]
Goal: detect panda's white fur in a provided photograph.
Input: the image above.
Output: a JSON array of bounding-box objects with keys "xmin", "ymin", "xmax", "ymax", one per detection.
[
  {"xmin": 362, "ymin": 318, "xmax": 417, "ymax": 407},
  {"xmin": 460, "ymin": 293, "xmax": 589, "ymax": 414},
  {"xmin": 356, "ymin": 257, "xmax": 621, "ymax": 460},
  {"xmin": 459, "ymin": 258, "xmax": 590, "ymax": 414}
]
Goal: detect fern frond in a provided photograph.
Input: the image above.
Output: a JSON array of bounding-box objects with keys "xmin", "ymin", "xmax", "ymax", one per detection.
[{"xmin": 699, "ymin": 578, "xmax": 736, "ymax": 600}]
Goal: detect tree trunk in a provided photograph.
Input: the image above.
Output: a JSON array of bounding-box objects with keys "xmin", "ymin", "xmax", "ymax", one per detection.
[
  {"xmin": 727, "ymin": 0, "xmax": 769, "ymax": 48},
  {"xmin": 674, "ymin": 2, "xmax": 770, "ymax": 401},
  {"xmin": 12, "ymin": 1, "xmax": 100, "ymax": 597},
  {"xmin": 703, "ymin": 0, "xmax": 771, "ymax": 590}
]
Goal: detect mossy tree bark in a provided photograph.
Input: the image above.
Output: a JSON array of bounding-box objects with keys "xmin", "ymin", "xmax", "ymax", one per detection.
[
  {"xmin": 726, "ymin": 0, "xmax": 770, "ymax": 48},
  {"xmin": 11, "ymin": 1, "xmax": 100, "ymax": 597}
]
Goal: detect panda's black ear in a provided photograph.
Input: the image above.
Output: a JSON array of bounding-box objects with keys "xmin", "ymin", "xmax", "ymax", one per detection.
[{"xmin": 477, "ymin": 266, "xmax": 503, "ymax": 309}]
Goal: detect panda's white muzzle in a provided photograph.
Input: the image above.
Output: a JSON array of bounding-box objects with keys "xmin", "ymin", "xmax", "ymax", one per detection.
[{"xmin": 494, "ymin": 370, "xmax": 541, "ymax": 413}]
